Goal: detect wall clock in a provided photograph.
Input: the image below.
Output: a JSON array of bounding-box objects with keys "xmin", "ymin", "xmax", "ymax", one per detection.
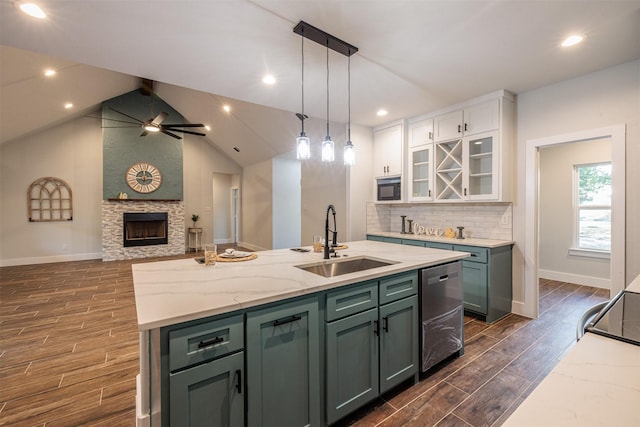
[{"xmin": 126, "ymin": 162, "xmax": 162, "ymax": 194}]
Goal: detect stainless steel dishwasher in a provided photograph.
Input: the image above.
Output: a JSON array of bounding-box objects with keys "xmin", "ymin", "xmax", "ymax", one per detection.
[{"xmin": 420, "ymin": 261, "xmax": 463, "ymax": 372}]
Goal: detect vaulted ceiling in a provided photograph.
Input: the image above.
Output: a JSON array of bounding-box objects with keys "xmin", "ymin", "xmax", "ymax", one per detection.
[{"xmin": 1, "ymin": 1, "xmax": 639, "ymax": 167}]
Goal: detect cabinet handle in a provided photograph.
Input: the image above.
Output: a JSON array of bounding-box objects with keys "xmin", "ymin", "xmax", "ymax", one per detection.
[
  {"xmin": 439, "ymin": 275, "xmax": 449, "ymax": 282},
  {"xmin": 273, "ymin": 314, "xmax": 302, "ymax": 327},
  {"xmin": 428, "ymin": 189, "xmax": 431, "ymax": 197},
  {"xmin": 374, "ymin": 320, "xmax": 379, "ymax": 336},
  {"xmin": 428, "ymin": 131, "xmax": 433, "ymax": 140},
  {"xmin": 235, "ymin": 369, "xmax": 242, "ymax": 393},
  {"xmin": 198, "ymin": 336, "xmax": 224, "ymax": 348},
  {"xmin": 464, "ymin": 123, "xmax": 468, "ymax": 132},
  {"xmin": 457, "ymin": 124, "xmax": 461, "ymax": 133},
  {"xmin": 470, "ymin": 253, "xmax": 478, "ymax": 257},
  {"xmin": 383, "ymin": 316, "xmax": 389, "ymax": 333},
  {"xmin": 464, "ymin": 188, "xmax": 468, "ymax": 196}
]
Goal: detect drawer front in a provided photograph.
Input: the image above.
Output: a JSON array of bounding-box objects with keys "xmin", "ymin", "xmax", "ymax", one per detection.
[
  {"xmin": 366, "ymin": 234, "xmax": 385, "ymax": 242},
  {"xmin": 169, "ymin": 314, "xmax": 244, "ymax": 371},
  {"xmin": 454, "ymin": 245, "xmax": 488, "ymax": 263},
  {"xmin": 425, "ymin": 242, "xmax": 454, "ymax": 251},
  {"xmin": 402, "ymin": 239, "xmax": 426, "ymax": 247},
  {"xmin": 379, "ymin": 271, "xmax": 418, "ymax": 305},
  {"xmin": 326, "ymin": 281, "xmax": 378, "ymax": 322}
]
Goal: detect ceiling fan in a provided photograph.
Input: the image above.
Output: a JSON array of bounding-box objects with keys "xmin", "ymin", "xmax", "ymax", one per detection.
[{"xmin": 101, "ymin": 79, "xmax": 207, "ymax": 140}]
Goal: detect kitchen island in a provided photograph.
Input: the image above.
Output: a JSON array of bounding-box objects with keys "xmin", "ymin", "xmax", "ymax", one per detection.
[{"xmin": 133, "ymin": 240, "xmax": 470, "ymax": 426}]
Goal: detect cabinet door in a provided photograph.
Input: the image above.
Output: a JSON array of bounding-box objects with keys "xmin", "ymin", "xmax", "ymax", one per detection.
[
  {"xmin": 326, "ymin": 308, "xmax": 379, "ymax": 425},
  {"xmin": 462, "ymin": 131, "xmax": 499, "ymax": 200},
  {"xmin": 373, "ymin": 123, "xmax": 403, "ymax": 177},
  {"xmin": 408, "ymin": 144, "xmax": 433, "ymax": 202},
  {"xmin": 434, "ymin": 110, "xmax": 462, "ymax": 142},
  {"xmin": 169, "ymin": 351, "xmax": 244, "ymax": 427},
  {"xmin": 409, "ymin": 118, "xmax": 434, "ymax": 148},
  {"xmin": 379, "ymin": 296, "xmax": 418, "ymax": 394},
  {"xmin": 246, "ymin": 297, "xmax": 320, "ymax": 427},
  {"xmin": 463, "ymin": 99, "xmax": 499, "ymax": 136},
  {"xmin": 462, "ymin": 261, "xmax": 488, "ymax": 315}
]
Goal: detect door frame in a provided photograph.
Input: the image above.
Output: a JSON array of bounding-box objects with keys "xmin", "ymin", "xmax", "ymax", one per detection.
[{"xmin": 523, "ymin": 124, "xmax": 626, "ymax": 318}]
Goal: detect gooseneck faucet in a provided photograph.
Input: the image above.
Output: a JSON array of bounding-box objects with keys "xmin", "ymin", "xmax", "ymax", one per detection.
[{"xmin": 324, "ymin": 204, "xmax": 338, "ymax": 259}]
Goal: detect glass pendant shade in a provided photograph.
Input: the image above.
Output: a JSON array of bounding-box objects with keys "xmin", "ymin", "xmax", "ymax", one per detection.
[
  {"xmin": 344, "ymin": 140, "xmax": 355, "ymax": 165},
  {"xmin": 321, "ymin": 137, "xmax": 335, "ymax": 162},
  {"xmin": 296, "ymin": 133, "xmax": 311, "ymax": 159}
]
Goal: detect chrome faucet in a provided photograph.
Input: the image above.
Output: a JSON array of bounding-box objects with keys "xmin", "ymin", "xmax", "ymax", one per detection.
[{"xmin": 324, "ymin": 204, "xmax": 338, "ymax": 259}]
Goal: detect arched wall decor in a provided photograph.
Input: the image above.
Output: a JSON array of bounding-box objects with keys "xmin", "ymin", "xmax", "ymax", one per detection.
[{"xmin": 28, "ymin": 177, "xmax": 73, "ymax": 222}]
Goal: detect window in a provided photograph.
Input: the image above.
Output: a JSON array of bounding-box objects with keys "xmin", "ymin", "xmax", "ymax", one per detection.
[{"xmin": 574, "ymin": 162, "xmax": 611, "ymax": 252}]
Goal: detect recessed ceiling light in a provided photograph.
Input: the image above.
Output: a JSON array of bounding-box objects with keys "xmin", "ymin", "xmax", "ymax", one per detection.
[
  {"xmin": 204, "ymin": 125, "xmax": 211, "ymax": 131},
  {"xmin": 15, "ymin": 2, "xmax": 46, "ymax": 19},
  {"xmin": 44, "ymin": 68, "xmax": 56, "ymax": 77},
  {"xmin": 64, "ymin": 102, "xmax": 73, "ymax": 109},
  {"xmin": 223, "ymin": 105, "xmax": 231, "ymax": 113},
  {"xmin": 262, "ymin": 74, "xmax": 276, "ymax": 85},
  {"xmin": 376, "ymin": 109, "xmax": 388, "ymax": 117},
  {"xmin": 561, "ymin": 35, "xmax": 584, "ymax": 47}
]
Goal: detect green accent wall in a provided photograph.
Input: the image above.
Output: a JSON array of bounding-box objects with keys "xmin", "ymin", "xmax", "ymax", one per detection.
[{"xmin": 102, "ymin": 90, "xmax": 184, "ymax": 200}]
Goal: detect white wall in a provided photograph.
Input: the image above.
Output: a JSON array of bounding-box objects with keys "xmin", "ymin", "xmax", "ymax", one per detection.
[
  {"xmin": 514, "ymin": 60, "xmax": 640, "ymax": 309},
  {"xmin": 273, "ymin": 153, "xmax": 301, "ymax": 249},
  {"xmin": 0, "ymin": 116, "xmax": 103, "ymax": 265},
  {"xmin": 212, "ymin": 173, "xmax": 232, "ymax": 244},
  {"xmin": 538, "ymin": 139, "xmax": 611, "ymax": 288},
  {"xmin": 347, "ymin": 124, "xmax": 374, "ymax": 241},
  {"xmin": 241, "ymin": 159, "xmax": 273, "ymax": 251}
]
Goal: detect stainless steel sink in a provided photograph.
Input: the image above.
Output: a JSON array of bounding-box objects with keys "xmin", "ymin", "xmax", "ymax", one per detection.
[{"xmin": 295, "ymin": 256, "xmax": 397, "ymax": 278}]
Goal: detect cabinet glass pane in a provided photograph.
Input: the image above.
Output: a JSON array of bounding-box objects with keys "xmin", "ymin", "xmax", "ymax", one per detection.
[
  {"xmin": 468, "ymin": 135, "xmax": 493, "ymax": 196},
  {"xmin": 412, "ymin": 180, "xmax": 430, "ymax": 198}
]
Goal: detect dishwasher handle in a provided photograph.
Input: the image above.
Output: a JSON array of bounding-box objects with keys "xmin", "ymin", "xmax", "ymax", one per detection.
[{"xmin": 439, "ymin": 275, "xmax": 449, "ymax": 282}]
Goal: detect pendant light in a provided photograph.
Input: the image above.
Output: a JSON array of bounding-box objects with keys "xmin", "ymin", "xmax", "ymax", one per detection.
[
  {"xmin": 321, "ymin": 42, "xmax": 335, "ymax": 162},
  {"xmin": 343, "ymin": 51, "xmax": 355, "ymax": 166},
  {"xmin": 296, "ymin": 28, "xmax": 311, "ymax": 160}
]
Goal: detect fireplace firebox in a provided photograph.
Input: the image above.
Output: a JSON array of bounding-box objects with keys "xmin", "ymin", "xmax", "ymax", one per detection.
[{"xmin": 123, "ymin": 212, "xmax": 168, "ymax": 247}]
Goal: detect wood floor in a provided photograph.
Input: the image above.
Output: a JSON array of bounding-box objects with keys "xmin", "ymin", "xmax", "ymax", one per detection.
[{"xmin": 0, "ymin": 254, "xmax": 609, "ymax": 427}]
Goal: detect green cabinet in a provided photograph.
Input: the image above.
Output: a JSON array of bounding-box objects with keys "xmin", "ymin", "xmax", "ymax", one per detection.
[
  {"xmin": 325, "ymin": 272, "xmax": 418, "ymax": 425},
  {"xmin": 453, "ymin": 244, "xmax": 512, "ymax": 323},
  {"xmin": 169, "ymin": 351, "xmax": 244, "ymax": 427},
  {"xmin": 165, "ymin": 313, "xmax": 245, "ymax": 427},
  {"xmin": 246, "ymin": 296, "xmax": 321, "ymax": 427}
]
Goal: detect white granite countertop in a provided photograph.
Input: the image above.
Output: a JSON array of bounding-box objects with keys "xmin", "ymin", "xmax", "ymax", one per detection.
[
  {"xmin": 132, "ymin": 240, "xmax": 469, "ymax": 330},
  {"xmin": 503, "ymin": 275, "xmax": 640, "ymax": 426},
  {"xmin": 366, "ymin": 231, "xmax": 513, "ymax": 248}
]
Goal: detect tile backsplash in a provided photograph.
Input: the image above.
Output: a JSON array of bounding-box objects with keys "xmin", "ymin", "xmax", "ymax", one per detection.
[{"xmin": 367, "ymin": 202, "xmax": 513, "ymax": 241}]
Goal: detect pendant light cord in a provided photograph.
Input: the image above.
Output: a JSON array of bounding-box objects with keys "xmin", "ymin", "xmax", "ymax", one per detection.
[
  {"xmin": 301, "ymin": 30, "xmax": 305, "ymax": 134},
  {"xmin": 348, "ymin": 52, "xmax": 351, "ymax": 142},
  {"xmin": 326, "ymin": 42, "xmax": 330, "ymax": 138}
]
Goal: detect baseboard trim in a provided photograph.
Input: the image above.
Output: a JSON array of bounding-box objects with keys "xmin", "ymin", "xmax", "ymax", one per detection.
[
  {"xmin": 237, "ymin": 241, "xmax": 267, "ymax": 252},
  {"xmin": 0, "ymin": 252, "xmax": 102, "ymax": 267},
  {"xmin": 539, "ymin": 269, "xmax": 610, "ymax": 289}
]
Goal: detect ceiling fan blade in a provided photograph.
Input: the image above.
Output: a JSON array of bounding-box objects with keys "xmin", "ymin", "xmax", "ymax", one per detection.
[
  {"xmin": 162, "ymin": 123, "xmax": 205, "ymax": 128},
  {"xmin": 100, "ymin": 117, "xmax": 142, "ymax": 126},
  {"xmin": 140, "ymin": 130, "xmax": 148, "ymax": 137},
  {"xmin": 161, "ymin": 129, "xmax": 182, "ymax": 139},
  {"xmin": 108, "ymin": 107, "xmax": 144, "ymax": 124},
  {"xmin": 164, "ymin": 128, "xmax": 206, "ymax": 137},
  {"xmin": 151, "ymin": 112, "xmax": 168, "ymax": 126}
]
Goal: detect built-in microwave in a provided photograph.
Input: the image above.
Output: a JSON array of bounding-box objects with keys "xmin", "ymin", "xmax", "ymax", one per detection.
[{"xmin": 377, "ymin": 176, "xmax": 401, "ymax": 201}]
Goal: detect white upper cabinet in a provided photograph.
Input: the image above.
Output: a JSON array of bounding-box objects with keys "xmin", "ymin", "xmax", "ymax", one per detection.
[
  {"xmin": 373, "ymin": 121, "xmax": 404, "ymax": 178},
  {"xmin": 433, "ymin": 99, "xmax": 499, "ymax": 142},
  {"xmin": 407, "ymin": 90, "xmax": 514, "ymax": 203}
]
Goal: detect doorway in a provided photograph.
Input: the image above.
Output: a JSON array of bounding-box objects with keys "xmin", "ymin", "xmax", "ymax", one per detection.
[
  {"xmin": 232, "ymin": 187, "xmax": 239, "ymax": 244},
  {"xmin": 523, "ymin": 125, "xmax": 626, "ymax": 318}
]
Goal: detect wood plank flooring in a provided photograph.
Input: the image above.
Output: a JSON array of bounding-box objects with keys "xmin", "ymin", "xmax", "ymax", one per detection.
[{"xmin": 1, "ymin": 255, "xmax": 609, "ymax": 426}]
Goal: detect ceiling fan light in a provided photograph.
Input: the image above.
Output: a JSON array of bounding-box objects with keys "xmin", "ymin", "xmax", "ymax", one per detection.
[
  {"xmin": 144, "ymin": 124, "xmax": 161, "ymax": 132},
  {"xmin": 344, "ymin": 141, "xmax": 355, "ymax": 166},
  {"xmin": 321, "ymin": 137, "xmax": 334, "ymax": 162},
  {"xmin": 296, "ymin": 133, "xmax": 311, "ymax": 160}
]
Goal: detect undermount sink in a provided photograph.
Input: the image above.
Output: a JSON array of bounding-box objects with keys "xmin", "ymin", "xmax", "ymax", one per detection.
[{"xmin": 295, "ymin": 256, "xmax": 397, "ymax": 278}]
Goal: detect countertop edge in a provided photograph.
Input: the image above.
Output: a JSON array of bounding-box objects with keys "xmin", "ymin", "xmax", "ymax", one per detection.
[{"xmin": 366, "ymin": 232, "xmax": 514, "ymax": 248}]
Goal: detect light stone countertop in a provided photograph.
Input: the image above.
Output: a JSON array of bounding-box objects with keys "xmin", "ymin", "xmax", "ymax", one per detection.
[
  {"xmin": 503, "ymin": 275, "xmax": 640, "ymax": 427},
  {"xmin": 132, "ymin": 240, "xmax": 469, "ymax": 330},
  {"xmin": 366, "ymin": 231, "xmax": 513, "ymax": 248}
]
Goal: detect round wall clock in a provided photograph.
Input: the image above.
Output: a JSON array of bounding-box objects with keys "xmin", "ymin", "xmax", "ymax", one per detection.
[{"xmin": 126, "ymin": 162, "xmax": 162, "ymax": 194}]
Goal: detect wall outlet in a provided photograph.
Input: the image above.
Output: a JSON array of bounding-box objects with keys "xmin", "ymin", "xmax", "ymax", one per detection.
[{"xmin": 501, "ymin": 214, "xmax": 510, "ymax": 225}]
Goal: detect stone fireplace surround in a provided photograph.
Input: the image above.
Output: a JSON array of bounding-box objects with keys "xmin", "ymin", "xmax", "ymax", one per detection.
[{"xmin": 102, "ymin": 200, "xmax": 185, "ymax": 261}]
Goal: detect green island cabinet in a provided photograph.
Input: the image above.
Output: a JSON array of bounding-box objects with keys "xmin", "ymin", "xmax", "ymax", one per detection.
[
  {"xmin": 161, "ymin": 272, "xmax": 420, "ymax": 427},
  {"xmin": 325, "ymin": 271, "xmax": 419, "ymax": 424},
  {"xmin": 367, "ymin": 235, "xmax": 512, "ymax": 323}
]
